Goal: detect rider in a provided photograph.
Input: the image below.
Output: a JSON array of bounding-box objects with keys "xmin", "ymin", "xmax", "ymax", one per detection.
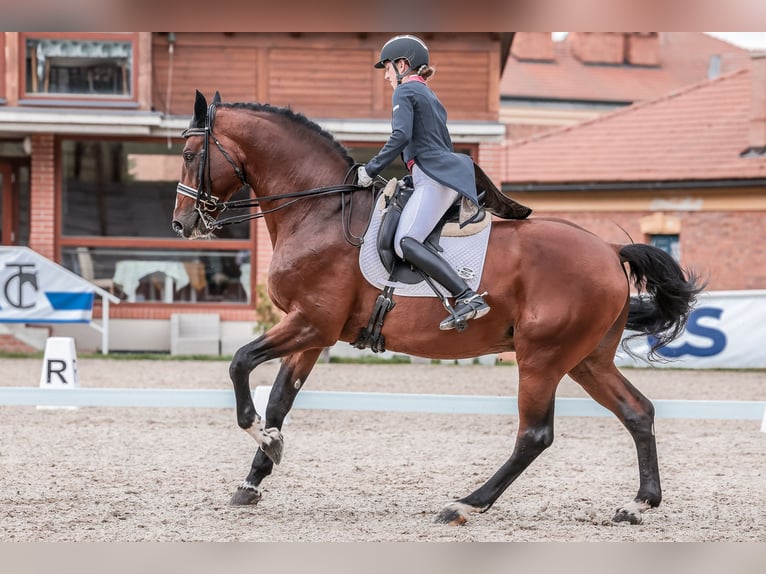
[{"xmin": 357, "ymin": 34, "xmax": 490, "ymax": 331}]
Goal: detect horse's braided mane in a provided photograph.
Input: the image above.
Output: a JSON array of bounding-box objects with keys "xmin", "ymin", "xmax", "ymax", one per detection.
[{"xmin": 222, "ymin": 102, "xmax": 355, "ymax": 167}]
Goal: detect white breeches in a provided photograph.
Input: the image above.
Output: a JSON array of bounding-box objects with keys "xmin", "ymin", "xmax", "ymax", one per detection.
[{"xmin": 394, "ymin": 165, "xmax": 460, "ymax": 259}]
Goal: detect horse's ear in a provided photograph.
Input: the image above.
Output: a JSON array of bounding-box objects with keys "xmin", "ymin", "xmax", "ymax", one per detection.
[
  {"xmin": 212, "ymin": 91, "xmax": 222, "ymax": 105},
  {"xmin": 193, "ymin": 90, "xmax": 208, "ymax": 129}
]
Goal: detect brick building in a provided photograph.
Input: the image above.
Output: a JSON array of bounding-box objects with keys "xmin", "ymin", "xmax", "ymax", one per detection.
[
  {"xmin": 502, "ymin": 54, "xmax": 766, "ymax": 291},
  {"xmin": 3, "ymin": 32, "xmax": 761, "ymax": 353},
  {"xmin": 500, "ymin": 32, "xmax": 752, "ymax": 141},
  {"xmin": 0, "ymin": 32, "xmax": 510, "ymax": 352}
]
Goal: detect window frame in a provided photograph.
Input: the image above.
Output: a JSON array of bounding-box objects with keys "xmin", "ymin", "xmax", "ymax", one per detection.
[
  {"xmin": 0, "ymin": 34, "xmax": 6, "ymax": 103},
  {"xmin": 648, "ymin": 233, "xmax": 681, "ymax": 262},
  {"xmin": 55, "ymin": 134, "xmax": 257, "ymax": 307},
  {"xmin": 19, "ymin": 32, "xmax": 139, "ymax": 105}
]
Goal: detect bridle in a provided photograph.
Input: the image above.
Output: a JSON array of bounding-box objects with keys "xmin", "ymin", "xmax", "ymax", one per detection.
[
  {"xmin": 176, "ymin": 99, "xmax": 250, "ymax": 229},
  {"xmin": 176, "ymin": 101, "xmax": 379, "ymax": 245}
]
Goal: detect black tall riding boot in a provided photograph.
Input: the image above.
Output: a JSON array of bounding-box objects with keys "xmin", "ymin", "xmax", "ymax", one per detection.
[{"xmin": 399, "ymin": 237, "xmax": 490, "ymax": 331}]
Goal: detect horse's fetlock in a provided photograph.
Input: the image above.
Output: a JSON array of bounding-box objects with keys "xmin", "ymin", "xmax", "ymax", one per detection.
[
  {"xmin": 523, "ymin": 426, "xmax": 554, "ymax": 450},
  {"xmin": 639, "ymin": 493, "xmax": 662, "ymax": 508},
  {"xmin": 623, "ymin": 412, "xmax": 654, "ymax": 434}
]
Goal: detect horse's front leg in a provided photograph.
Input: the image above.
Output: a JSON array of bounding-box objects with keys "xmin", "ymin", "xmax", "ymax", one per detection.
[
  {"xmin": 229, "ymin": 313, "xmax": 320, "ymax": 447},
  {"xmin": 230, "ymin": 348, "xmax": 323, "ymax": 506},
  {"xmin": 228, "ymin": 313, "xmax": 327, "ymax": 505}
]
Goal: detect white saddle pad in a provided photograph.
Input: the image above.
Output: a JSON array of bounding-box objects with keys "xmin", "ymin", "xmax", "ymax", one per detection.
[{"xmin": 359, "ymin": 196, "xmax": 492, "ymax": 298}]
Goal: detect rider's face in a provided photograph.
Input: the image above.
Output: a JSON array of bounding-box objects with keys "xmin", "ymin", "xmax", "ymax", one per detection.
[{"xmin": 384, "ymin": 60, "xmax": 405, "ymax": 89}]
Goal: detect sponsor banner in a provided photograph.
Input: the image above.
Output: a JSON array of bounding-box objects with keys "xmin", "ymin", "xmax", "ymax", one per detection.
[
  {"xmin": 0, "ymin": 247, "xmax": 94, "ymax": 323},
  {"xmin": 616, "ymin": 290, "xmax": 766, "ymax": 368}
]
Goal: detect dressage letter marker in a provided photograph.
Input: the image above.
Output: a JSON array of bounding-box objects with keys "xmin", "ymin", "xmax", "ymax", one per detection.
[{"xmin": 38, "ymin": 337, "xmax": 79, "ymax": 409}]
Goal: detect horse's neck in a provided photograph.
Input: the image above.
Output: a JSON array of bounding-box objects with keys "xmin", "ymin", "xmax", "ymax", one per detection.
[
  {"xmin": 248, "ymin": 161, "xmax": 360, "ymax": 251},
  {"xmin": 230, "ymin": 110, "xmax": 362, "ymax": 247}
]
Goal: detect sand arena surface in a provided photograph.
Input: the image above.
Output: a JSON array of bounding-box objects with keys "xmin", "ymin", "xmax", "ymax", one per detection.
[{"xmin": 1, "ymin": 357, "xmax": 764, "ymax": 541}]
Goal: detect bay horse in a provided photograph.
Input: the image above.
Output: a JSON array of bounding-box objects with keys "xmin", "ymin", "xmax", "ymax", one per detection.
[{"xmin": 172, "ymin": 90, "xmax": 702, "ymax": 526}]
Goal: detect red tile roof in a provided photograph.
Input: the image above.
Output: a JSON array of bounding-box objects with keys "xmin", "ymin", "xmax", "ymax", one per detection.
[
  {"xmin": 504, "ymin": 67, "xmax": 766, "ymax": 184},
  {"xmin": 501, "ymin": 33, "xmax": 751, "ymax": 104}
]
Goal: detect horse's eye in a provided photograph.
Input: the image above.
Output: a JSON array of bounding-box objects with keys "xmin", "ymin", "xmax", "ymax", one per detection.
[{"xmin": 183, "ymin": 151, "xmax": 195, "ymax": 162}]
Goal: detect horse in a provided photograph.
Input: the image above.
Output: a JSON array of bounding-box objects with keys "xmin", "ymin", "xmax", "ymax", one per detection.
[{"xmin": 171, "ymin": 90, "xmax": 703, "ymax": 526}]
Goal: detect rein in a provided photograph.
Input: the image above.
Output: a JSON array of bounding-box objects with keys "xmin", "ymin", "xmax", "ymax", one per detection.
[
  {"xmin": 178, "ymin": 102, "xmax": 379, "ymax": 245},
  {"xmin": 176, "ymin": 171, "xmax": 367, "ymax": 231}
]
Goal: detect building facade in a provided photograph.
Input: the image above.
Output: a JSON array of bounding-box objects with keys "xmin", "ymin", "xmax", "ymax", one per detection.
[
  {"xmin": 502, "ymin": 54, "xmax": 766, "ymax": 292},
  {"xmin": 500, "ymin": 32, "xmax": 751, "ymax": 141},
  {"xmin": 0, "ymin": 32, "xmax": 510, "ymax": 352}
]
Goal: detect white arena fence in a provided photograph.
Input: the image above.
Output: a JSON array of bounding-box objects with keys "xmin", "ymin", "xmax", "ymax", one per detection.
[
  {"xmin": 1, "ymin": 386, "xmax": 764, "ymax": 423},
  {"xmin": 1, "ymin": 289, "xmax": 765, "ymax": 423}
]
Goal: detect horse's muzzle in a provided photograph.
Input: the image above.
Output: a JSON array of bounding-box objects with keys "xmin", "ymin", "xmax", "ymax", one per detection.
[{"xmin": 171, "ymin": 210, "xmax": 213, "ymax": 239}]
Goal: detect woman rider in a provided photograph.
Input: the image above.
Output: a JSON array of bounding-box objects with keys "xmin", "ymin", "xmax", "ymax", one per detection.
[{"xmin": 357, "ymin": 34, "xmax": 490, "ymax": 331}]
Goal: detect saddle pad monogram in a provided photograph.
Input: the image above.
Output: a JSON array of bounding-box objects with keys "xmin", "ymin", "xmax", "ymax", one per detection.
[{"xmin": 359, "ymin": 198, "xmax": 492, "ymax": 298}]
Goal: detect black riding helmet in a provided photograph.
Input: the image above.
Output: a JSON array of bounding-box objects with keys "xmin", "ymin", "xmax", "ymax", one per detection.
[{"xmin": 374, "ymin": 35, "xmax": 429, "ymax": 84}]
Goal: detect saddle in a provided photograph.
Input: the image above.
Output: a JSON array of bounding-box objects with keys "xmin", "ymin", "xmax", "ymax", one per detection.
[
  {"xmin": 352, "ymin": 164, "xmax": 531, "ymax": 353},
  {"xmin": 376, "ymin": 163, "xmax": 531, "ymax": 284}
]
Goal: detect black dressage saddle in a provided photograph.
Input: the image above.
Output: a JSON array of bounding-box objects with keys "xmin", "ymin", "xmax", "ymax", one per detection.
[{"xmin": 376, "ymin": 164, "xmax": 532, "ymax": 285}]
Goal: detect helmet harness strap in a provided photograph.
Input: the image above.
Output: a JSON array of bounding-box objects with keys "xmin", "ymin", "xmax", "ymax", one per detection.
[{"xmin": 394, "ymin": 59, "xmax": 414, "ymax": 85}]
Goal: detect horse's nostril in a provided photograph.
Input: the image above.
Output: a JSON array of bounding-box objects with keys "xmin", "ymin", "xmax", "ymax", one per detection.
[{"xmin": 171, "ymin": 220, "xmax": 184, "ymax": 233}]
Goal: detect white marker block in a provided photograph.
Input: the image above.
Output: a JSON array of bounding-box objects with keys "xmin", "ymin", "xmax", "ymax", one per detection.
[
  {"xmin": 254, "ymin": 385, "xmax": 290, "ymax": 425},
  {"xmin": 38, "ymin": 337, "xmax": 79, "ymax": 409}
]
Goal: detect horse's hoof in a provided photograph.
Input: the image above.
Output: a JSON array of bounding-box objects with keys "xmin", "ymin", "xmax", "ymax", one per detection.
[
  {"xmin": 435, "ymin": 502, "xmax": 471, "ymax": 526},
  {"xmin": 612, "ymin": 500, "xmax": 649, "ymax": 524},
  {"xmin": 230, "ymin": 485, "xmax": 263, "ymax": 506},
  {"xmin": 261, "ymin": 427, "xmax": 284, "ymax": 465},
  {"xmin": 612, "ymin": 509, "xmax": 642, "ymax": 524}
]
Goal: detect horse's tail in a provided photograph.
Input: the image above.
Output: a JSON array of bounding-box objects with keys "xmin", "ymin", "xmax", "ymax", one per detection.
[{"xmin": 619, "ymin": 243, "xmax": 705, "ymax": 359}]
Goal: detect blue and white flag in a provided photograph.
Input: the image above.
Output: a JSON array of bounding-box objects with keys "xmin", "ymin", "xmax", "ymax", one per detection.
[{"xmin": 0, "ymin": 247, "xmax": 94, "ymax": 323}]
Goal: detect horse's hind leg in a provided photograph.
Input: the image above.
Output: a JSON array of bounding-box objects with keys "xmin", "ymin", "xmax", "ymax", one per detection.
[
  {"xmin": 230, "ymin": 347, "xmax": 323, "ymax": 506},
  {"xmin": 568, "ymin": 349, "xmax": 661, "ymax": 525},
  {"xmin": 436, "ymin": 365, "xmax": 559, "ymax": 525}
]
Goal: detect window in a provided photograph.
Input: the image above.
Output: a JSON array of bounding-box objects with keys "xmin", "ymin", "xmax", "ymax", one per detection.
[
  {"xmin": 0, "ymin": 34, "xmax": 5, "ymax": 101},
  {"xmin": 23, "ymin": 34, "xmax": 135, "ymax": 98},
  {"xmin": 346, "ymin": 145, "xmax": 406, "ymax": 181},
  {"xmin": 62, "ymin": 247, "xmax": 251, "ymax": 304},
  {"xmin": 59, "ymin": 137, "xmax": 254, "ymax": 304},
  {"xmin": 650, "ymin": 234, "xmax": 680, "ymax": 262},
  {"xmin": 347, "ymin": 143, "xmax": 476, "ymax": 182}
]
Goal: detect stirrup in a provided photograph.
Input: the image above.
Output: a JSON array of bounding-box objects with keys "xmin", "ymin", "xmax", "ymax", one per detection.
[{"xmin": 439, "ymin": 292, "xmax": 490, "ymax": 331}]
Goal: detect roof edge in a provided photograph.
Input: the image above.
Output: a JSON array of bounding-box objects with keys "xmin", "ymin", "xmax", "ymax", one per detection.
[
  {"xmin": 506, "ymin": 67, "xmax": 751, "ymax": 150},
  {"xmin": 502, "ymin": 178, "xmax": 766, "ymax": 193}
]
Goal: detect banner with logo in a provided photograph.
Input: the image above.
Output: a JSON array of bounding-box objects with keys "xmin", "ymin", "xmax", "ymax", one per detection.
[
  {"xmin": 0, "ymin": 247, "xmax": 94, "ymax": 323},
  {"xmin": 616, "ymin": 290, "xmax": 766, "ymax": 368}
]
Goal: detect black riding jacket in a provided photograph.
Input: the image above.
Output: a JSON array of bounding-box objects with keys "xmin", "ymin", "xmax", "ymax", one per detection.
[{"xmin": 364, "ymin": 77, "xmax": 478, "ymax": 208}]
